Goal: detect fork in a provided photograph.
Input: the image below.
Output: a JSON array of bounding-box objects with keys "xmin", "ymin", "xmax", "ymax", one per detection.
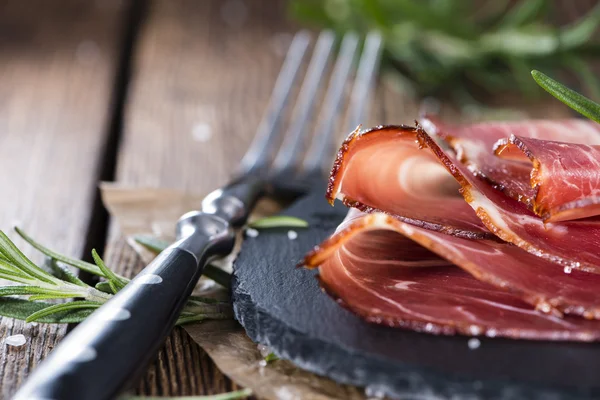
[{"xmin": 13, "ymin": 30, "xmax": 383, "ymax": 400}]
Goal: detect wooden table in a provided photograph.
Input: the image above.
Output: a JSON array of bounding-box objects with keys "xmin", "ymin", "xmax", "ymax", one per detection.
[{"xmin": 0, "ymin": 0, "xmax": 596, "ymax": 398}]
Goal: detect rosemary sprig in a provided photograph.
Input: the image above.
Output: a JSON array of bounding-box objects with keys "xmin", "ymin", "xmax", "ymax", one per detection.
[
  {"xmin": 248, "ymin": 216, "xmax": 309, "ymax": 229},
  {"xmin": 531, "ymin": 70, "xmax": 600, "ymax": 123},
  {"xmin": 0, "ymin": 228, "xmax": 231, "ymax": 325},
  {"xmin": 291, "ymin": 0, "xmax": 600, "ymax": 99}
]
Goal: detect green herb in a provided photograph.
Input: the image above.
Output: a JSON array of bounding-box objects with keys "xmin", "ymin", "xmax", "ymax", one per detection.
[
  {"xmin": 133, "ymin": 235, "xmax": 232, "ymax": 289},
  {"xmin": 0, "ymin": 228, "xmax": 231, "ymax": 325},
  {"xmin": 291, "ymin": 0, "xmax": 600, "ymax": 99},
  {"xmin": 248, "ymin": 216, "xmax": 309, "ymax": 229},
  {"xmin": 531, "ymin": 70, "xmax": 600, "ymax": 123},
  {"xmin": 264, "ymin": 352, "xmax": 279, "ymax": 363},
  {"xmin": 121, "ymin": 388, "xmax": 253, "ymax": 400}
]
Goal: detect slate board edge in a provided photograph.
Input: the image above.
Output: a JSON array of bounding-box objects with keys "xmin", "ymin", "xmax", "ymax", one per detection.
[{"xmin": 232, "ymin": 270, "xmax": 583, "ymax": 400}]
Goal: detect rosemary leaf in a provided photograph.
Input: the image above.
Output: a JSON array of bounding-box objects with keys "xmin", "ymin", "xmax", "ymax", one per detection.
[
  {"xmin": 43, "ymin": 258, "xmax": 86, "ymax": 287},
  {"xmin": 264, "ymin": 352, "xmax": 279, "ymax": 363},
  {"xmin": 0, "ymin": 297, "xmax": 94, "ymax": 323},
  {"xmin": 92, "ymin": 249, "xmax": 126, "ymax": 292},
  {"xmin": 28, "ymin": 293, "xmax": 88, "ymax": 301},
  {"xmin": 15, "ymin": 227, "xmax": 125, "ymax": 282},
  {"xmin": 248, "ymin": 216, "xmax": 309, "ymax": 229},
  {"xmin": 532, "ymin": 70, "xmax": 600, "ymax": 123},
  {"xmin": 203, "ymin": 265, "xmax": 231, "ymax": 289},
  {"xmin": 175, "ymin": 312, "xmax": 231, "ymax": 326},
  {"xmin": 121, "ymin": 388, "xmax": 252, "ymax": 400},
  {"xmin": 0, "ymin": 266, "xmax": 34, "ymax": 284},
  {"xmin": 26, "ymin": 301, "xmax": 102, "ymax": 323},
  {"xmin": 132, "ymin": 235, "xmax": 170, "ymax": 254},
  {"xmin": 0, "ymin": 286, "xmax": 47, "ymax": 296},
  {"xmin": 0, "ymin": 231, "xmax": 57, "ymax": 285},
  {"xmin": 95, "ymin": 281, "xmax": 114, "ymax": 294}
]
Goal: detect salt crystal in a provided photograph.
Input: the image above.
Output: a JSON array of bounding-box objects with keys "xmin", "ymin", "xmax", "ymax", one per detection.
[
  {"xmin": 468, "ymin": 338, "xmax": 481, "ymax": 350},
  {"xmin": 486, "ymin": 328, "xmax": 497, "ymax": 338},
  {"xmin": 424, "ymin": 323, "xmax": 434, "ymax": 332},
  {"xmin": 564, "ymin": 266, "xmax": 572, "ymax": 274},
  {"xmin": 257, "ymin": 344, "xmax": 271, "ymax": 358},
  {"xmin": 365, "ymin": 385, "xmax": 385, "ymax": 399},
  {"xmin": 246, "ymin": 228, "xmax": 259, "ymax": 238},
  {"xmin": 4, "ymin": 334, "xmax": 26, "ymax": 347},
  {"xmin": 469, "ymin": 325, "xmax": 482, "ymax": 335},
  {"xmin": 287, "ymin": 230, "xmax": 298, "ymax": 240},
  {"xmin": 192, "ymin": 123, "xmax": 212, "ymax": 142},
  {"xmin": 258, "ymin": 360, "xmax": 267, "ymax": 367}
]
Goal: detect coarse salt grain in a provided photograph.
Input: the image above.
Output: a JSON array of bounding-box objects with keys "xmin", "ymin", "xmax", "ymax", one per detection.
[
  {"xmin": 246, "ymin": 228, "xmax": 259, "ymax": 238},
  {"xmin": 4, "ymin": 334, "xmax": 26, "ymax": 347},
  {"xmin": 258, "ymin": 360, "xmax": 267, "ymax": 367},
  {"xmin": 564, "ymin": 266, "xmax": 572, "ymax": 274},
  {"xmin": 287, "ymin": 230, "xmax": 298, "ymax": 240},
  {"xmin": 468, "ymin": 338, "xmax": 481, "ymax": 350}
]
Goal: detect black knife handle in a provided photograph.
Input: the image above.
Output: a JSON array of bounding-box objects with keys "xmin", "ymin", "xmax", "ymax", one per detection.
[{"xmin": 13, "ymin": 215, "xmax": 235, "ymax": 400}]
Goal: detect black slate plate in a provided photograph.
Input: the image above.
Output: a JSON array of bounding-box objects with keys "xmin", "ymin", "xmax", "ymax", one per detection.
[{"xmin": 232, "ymin": 187, "xmax": 600, "ymax": 400}]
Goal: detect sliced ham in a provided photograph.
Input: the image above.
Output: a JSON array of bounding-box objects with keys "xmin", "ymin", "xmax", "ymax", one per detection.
[
  {"xmin": 327, "ymin": 125, "xmax": 492, "ymax": 240},
  {"xmin": 420, "ymin": 116, "xmax": 600, "ymax": 217},
  {"xmin": 495, "ymin": 135, "xmax": 600, "ymax": 222},
  {"xmin": 416, "ymin": 126, "xmax": 600, "ymax": 274},
  {"xmin": 304, "ymin": 210, "xmax": 600, "ymax": 341}
]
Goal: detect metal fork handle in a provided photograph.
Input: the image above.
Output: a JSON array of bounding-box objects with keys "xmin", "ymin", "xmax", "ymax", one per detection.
[{"xmin": 12, "ymin": 179, "xmax": 267, "ymax": 400}]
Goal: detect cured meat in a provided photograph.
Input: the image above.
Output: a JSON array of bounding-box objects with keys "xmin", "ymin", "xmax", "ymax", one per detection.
[
  {"xmin": 304, "ymin": 210, "xmax": 600, "ymax": 341},
  {"xmin": 416, "ymin": 126, "xmax": 600, "ymax": 274},
  {"xmin": 420, "ymin": 116, "xmax": 600, "ymax": 214},
  {"xmin": 306, "ymin": 210, "xmax": 600, "ymax": 320},
  {"xmin": 327, "ymin": 125, "xmax": 492, "ymax": 239},
  {"xmin": 495, "ymin": 135, "xmax": 600, "ymax": 222}
]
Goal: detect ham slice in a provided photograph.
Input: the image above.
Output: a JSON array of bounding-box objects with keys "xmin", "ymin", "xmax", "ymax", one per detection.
[
  {"xmin": 304, "ymin": 210, "xmax": 600, "ymax": 341},
  {"xmin": 415, "ymin": 126, "xmax": 600, "ymax": 274},
  {"xmin": 327, "ymin": 125, "xmax": 492, "ymax": 239},
  {"xmin": 420, "ymin": 116, "xmax": 600, "ymax": 220},
  {"xmin": 495, "ymin": 136, "xmax": 600, "ymax": 222}
]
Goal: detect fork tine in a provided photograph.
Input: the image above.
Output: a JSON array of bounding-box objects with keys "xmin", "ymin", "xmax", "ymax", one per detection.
[
  {"xmin": 345, "ymin": 31, "xmax": 384, "ymax": 132},
  {"xmin": 238, "ymin": 31, "xmax": 311, "ymax": 175},
  {"xmin": 302, "ymin": 32, "xmax": 360, "ymax": 175},
  {"xmin": 271, "ymin": 31, "xmax": 336, "ymax": 173}
]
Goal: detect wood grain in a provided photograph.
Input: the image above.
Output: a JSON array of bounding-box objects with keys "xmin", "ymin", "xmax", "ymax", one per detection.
[
  {"xmin": 0, "ymin": 0, "xmax": 126, "ymax": 398},
  {"xmin": 106, "ymin": 0, "xmax": 293, "ymax": 395}
]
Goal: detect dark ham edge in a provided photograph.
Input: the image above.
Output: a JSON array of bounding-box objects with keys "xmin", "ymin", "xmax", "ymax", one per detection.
[
  {"xmin": 303, "ymin": 212, "xmax": 600, "ymax": 341},
  {"xmin": 495, "ymin": 135, "xmax": 600, "ymax": 222},
  {"xmin": 326, "ymin": 124, "xmax": 495, "ymax": 240}
]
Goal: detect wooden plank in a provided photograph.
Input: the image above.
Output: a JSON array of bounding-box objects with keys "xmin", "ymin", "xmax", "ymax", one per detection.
[
  {"xmin": 0, "ymin": 1, "xmax": 126, "ymax": 398},
  {"xmin": 107, "ymin": 0, "xmax": 292, "ymax": 395}
]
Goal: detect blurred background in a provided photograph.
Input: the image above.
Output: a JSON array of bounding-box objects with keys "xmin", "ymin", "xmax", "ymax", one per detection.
[{"xmin": 0, "ymin": 0, "xmax": 599, "ymax": 398}]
